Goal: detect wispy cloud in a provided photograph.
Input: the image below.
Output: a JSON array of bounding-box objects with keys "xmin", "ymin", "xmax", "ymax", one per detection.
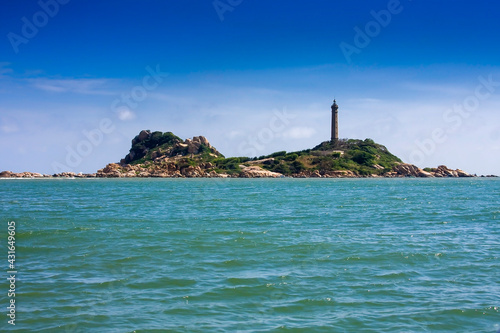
[
  {"xmin": 0, "ymin": 124, "xmax": 19, "ymax": 133},
  {"xmin": 148, "ymin": 92, "xmax": 198, "ymax": 105},
  {"xmin": 281, "ymin": 127, "xmax": 316, "ymax": 139},
  {"xmin": 0, "ymin": 63, "xmax": 13, "ymax": 77},
  {"xmin": 402, "ymin": 82, "xmax": 471, "ymax": 95},
  {"xmin": 0, "ymin": 115, "xmax": 19, "ymax": 133},
  {"xmin": 116, "ymin": 108, "xmax": 136, "ymax": 121},
  {"xmin": 225, "ymin": 130, "xmax": 244, "ymax": 139},
  {"xmin": 27, "ymin": 78, "xmax": 115, "ymax": 95}
]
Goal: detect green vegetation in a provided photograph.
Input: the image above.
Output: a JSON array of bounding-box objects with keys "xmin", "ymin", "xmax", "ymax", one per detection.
[
  {"xmin": 128, "ymin": 131, "xmax": 183, "ymax": 164},
  {"xmin": 211, "ymin": 157, "xmax": 251, "ymax": 174},
  {"xmin": 122, "ymin": 129, "xmax": 403, "ymax": 177},
  {"xmin": 250, "ymin": 138, "xmax": 402, "ymax": 176}
]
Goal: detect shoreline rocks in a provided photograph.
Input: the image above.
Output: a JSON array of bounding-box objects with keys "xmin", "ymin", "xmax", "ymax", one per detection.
[
  {"xmin": 239, "ymin": 165, "xmax": 283, "ymax": 178},
  {"xmin": 0, "ymin": 163, "xmax": 491, "ymax": 179},
  {"xmin": 0, "ymin": 133, "xmax": 492, "ymax": 179},
  {"xmin": 80, "ymin": 163, "xmax": 480, "ymax": 179},
  {"xmin": 0, "ymin": 171, "xmax": 97, "ymax": 178},
  {"xmin": 0, "ymin": 163, "xmax": 490, "ymax": 179}
]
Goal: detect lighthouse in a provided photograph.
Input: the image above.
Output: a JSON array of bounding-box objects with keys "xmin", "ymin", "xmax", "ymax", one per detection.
[{"xmin": 331, "ymin": 99, "xmax": 338, "ymax": 142}]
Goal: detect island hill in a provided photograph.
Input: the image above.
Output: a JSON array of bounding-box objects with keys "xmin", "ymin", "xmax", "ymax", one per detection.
[
  {"xmin": 94, "ymin": 129, "xmax": 473, "ymax": 178},
  {"xmin": 0, "ymin": 100, "xmax": 488, "ymax": 178}
]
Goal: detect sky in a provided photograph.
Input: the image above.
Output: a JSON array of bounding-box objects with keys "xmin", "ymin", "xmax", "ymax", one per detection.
[{"xmin": 1, "ymin": 0, "xmax": 500, "ymax": 175}]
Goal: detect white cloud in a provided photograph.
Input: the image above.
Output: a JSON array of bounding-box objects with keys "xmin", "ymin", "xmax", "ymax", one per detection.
[
  {"xmin": 402, "ymin": 82, "xmax": 471, "ymax": 95},
  {"xmin": 226, "ymin": 130, "xmax": 243, "ymax": 139},
  {"xmin": 0, "ymin": 124, "xmax": 19, "ymax": 133},
  {"xmin": 117, "ymin": 108, "xmax": 136, "ymax": 121},
  {"xmin": 28, "ymin": 78, "xmax": 114, "ymax": 95},
  {"xmin": 282, "ymin": 127, "xmax": 316, "ymax": 139},
  {"xmin": 0, "ymin": 63, "xmax": 13, "ymax": 77},
  {"xmin": 148, "ymin": 92, "xmax": 197, "ymax": 105},
  {"xmin": 0, "ymin": 116, "xmax": 19, "ymax": 133}
]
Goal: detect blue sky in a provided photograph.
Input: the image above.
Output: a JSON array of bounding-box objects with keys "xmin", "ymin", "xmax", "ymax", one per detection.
[{"xmin": 1, "ymin": 0, "xmax": 500, "ymax": 175}]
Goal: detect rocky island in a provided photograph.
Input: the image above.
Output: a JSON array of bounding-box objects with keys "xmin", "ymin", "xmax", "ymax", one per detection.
[
  {"xmin": 2, "ymin": 129, "xmax": 495, "ymax": 179},
  {"xmin": 3, "ymin": 99, "xmax": 491, "ymax": 179},
  {"xmin": 93, "ymin": 130, "xmax": 476, "ymax": 178}
]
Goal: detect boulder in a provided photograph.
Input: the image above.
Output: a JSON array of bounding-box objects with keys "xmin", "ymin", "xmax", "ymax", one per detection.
[
  {"xmin": 200, "ymin": 162, "xmax": 214, "ymax": 169},
  {"xmin": 417, "ymin": 169, "xmax": 434, "ymax": 177},
  {"xmin": 207, "ymin": 170, "xmax": 219, "ymax": 178},
  {"xmin": 310, "ymin": 170, "xmax": 322, "ymax": 178},
  {"xmin": 180, "ymin": 165, "xmax": 203, "ymax": 177},
  {"xmin": 393, "ymin": 163, "xmax": 433, "ymax": 177},
  {"xmin": 456, "ymin": 169, "xmax": 473, "ymax": 177},
  {"xmin": 197, "ymin": 136, "xmax": 210, "ymax": 147},
  {"xmin": 151, "ymin": 171, "xmax": 170, "ymax": 178},
  {"xmin": 247, "ymin": 158, "xmax": 275, "ymax": 165},
  {"xmin": 0, "ymin": 171, "xmax": 14, "ymax": 178},
  {"xmin": 185, "ymin": 138, "xmax": 201, "ymax": 154},
  {"xmin": 239, "ymin": 165, "xmax": 283, "ymax": 178},
  {"xmin": 53, "ymin": 172, "xmax": 77, "ymax": 178},
  {"xmin": 327, "ymin": 170, "xmax": 357, "ymax": 178},
  {"xmin": 174, "ymin": 142, "xmax": 188, "ymax": 152},
  {"xmin": 97, "ymin": 163, "xmax": 123, "ymax": 177},
  {"xmin": 151, "ymin": 151, "xmax": 160, "ymax": 160},
  {"xmin": 171, "ymin": 171, "xmax": 183, "ymax": 178},
  {"xmin": 122, "ymin": 171, "xmax": 137, "ymax": 177},
  {"xmin": 136, "ymin": 130, "xmax": 151, "ymax": 143},
  {"xmin": 432, "ymin": 165, "xmax": 473, "ymax": 177},
  {"xmin": 102, "ymin": 163, "xmax": 121, "ymax": 173},
  {"xmin": 433, "ymin": 165, "xmax": 457, "ymax": 177}
]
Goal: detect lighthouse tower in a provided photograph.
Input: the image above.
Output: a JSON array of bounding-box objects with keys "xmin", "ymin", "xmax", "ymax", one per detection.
[{"xmin": 331, "ymin": 99, "xmax": 338, "ymax": 142}]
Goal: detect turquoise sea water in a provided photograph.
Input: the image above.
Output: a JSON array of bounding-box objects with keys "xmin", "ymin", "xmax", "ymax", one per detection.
[{"xmin": 1, "ymin": 178, "xmax": 499, "ymax": 332}]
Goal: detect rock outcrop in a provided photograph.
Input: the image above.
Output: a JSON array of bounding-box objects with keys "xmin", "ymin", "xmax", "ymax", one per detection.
[
  {"xmin": 387, "ymin": 163, "xmax": 473, "ymax": 178},
  {"xmin": 0, "ymin": 171, "xmax": 45, "ymax": 178},
  {"xmin": 96, "ymin": 162, "xmax": 232, "ymax": 178},
  {"xmin": 432, "ymin": 165, "xmax": 473, "ymax": 177},
  {"xmin": 120, "ymin": 130, "xmax": 222, "ymax": 165},
  {"xmin": 239, "ymin": 165, "xmax": 283, "ymax": 178},
  {"xmin": 3, "ymin": 163, "xmax": 476, "ymax": 179},
  {"xmin": 293, "ymin": 170, "xmax": 357, "ymax": 178},
  {"xmin": 96, "ymin": 132, "xmax": 230, "ymax": 178},
  {"xmin": 392, "ymin": 163, "xmax": 434, "ymax": 177},
  {"xmin": 0, "ymin": 171, "xmax": 96, "ymax": 178}
]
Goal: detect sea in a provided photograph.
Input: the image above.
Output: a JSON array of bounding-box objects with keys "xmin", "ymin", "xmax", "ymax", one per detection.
[{"xmin": 0, "ymin": 178, "xmax": 499, "ymax": 332}]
